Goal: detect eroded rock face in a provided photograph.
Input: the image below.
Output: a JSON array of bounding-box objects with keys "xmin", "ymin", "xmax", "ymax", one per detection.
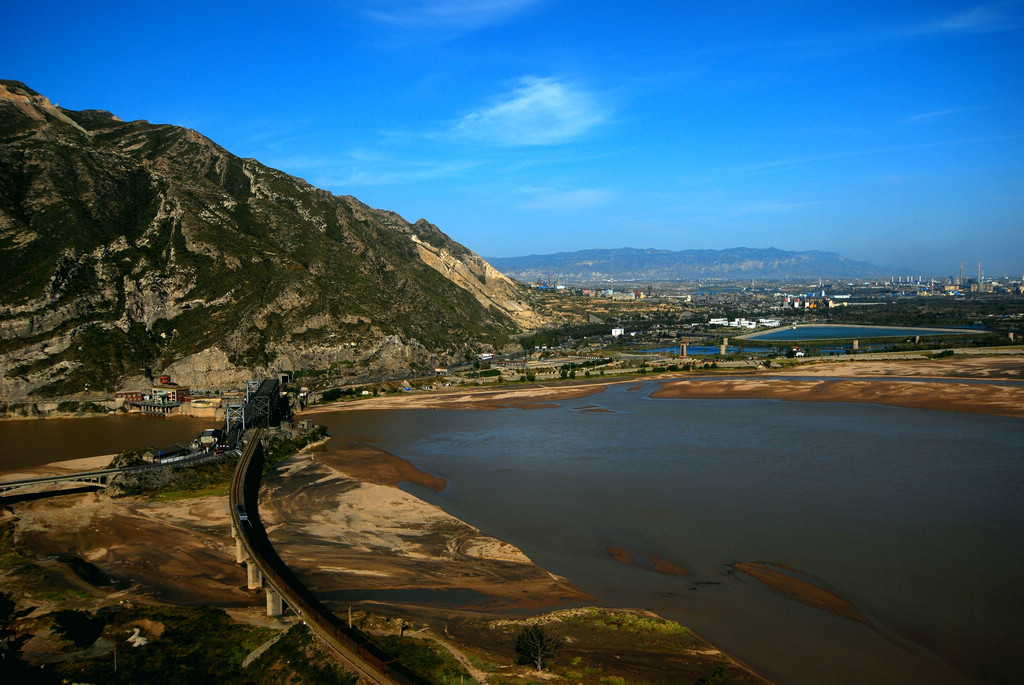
[
  {"xmin": 411, "ymin": 233, "xmax": 546, "ymax": 330},
  {"xmin": 0, "ymin": 81, "xmax": 546, "ymax": 400},
  {"xmin": 162, "ymin": 348, "xmax": 245, "ymax": 389}
]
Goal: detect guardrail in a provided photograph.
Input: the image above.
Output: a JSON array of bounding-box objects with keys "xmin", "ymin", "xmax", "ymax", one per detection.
[{"xmin": 228, "ymin": 427, "xmax": 427, "ymax": 685}]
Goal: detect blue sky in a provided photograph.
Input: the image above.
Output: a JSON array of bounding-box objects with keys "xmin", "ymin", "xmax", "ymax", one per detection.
[{"xmin": 5, "ymin": 1, "xmax": 1024, "ymax": 275}]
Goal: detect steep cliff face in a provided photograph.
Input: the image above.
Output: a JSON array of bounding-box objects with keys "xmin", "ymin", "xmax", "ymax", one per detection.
[{"xmin": 0, "ymin": 81, "xmax": 541, "ymax": 399}]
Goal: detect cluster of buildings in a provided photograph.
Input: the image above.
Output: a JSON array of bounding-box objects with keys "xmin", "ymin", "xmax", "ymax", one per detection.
[
  {"xmin": 708, "ymin": 317, "xmax": 782, "ymax": 330},
  {"xmin": 114, "ymin": 375, "xmax": 221, "ymax": 417},
  {"xmin": 535, "ymin": 282, "xmax": 659, "ymax": 301},
  {"xmin": 777, "ymin": 292, "xmax": 844, "ymax": 309},
  {"xmin": 115, "ymin": 375, "xmax": 191, "ymax": 414}
]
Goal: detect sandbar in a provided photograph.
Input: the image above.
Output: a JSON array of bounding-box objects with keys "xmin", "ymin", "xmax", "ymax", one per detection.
[
  {"xmin": 649, "ymin": 353, "xmax": 1024, "ymax": 418},
  {"xmin": 731, "ymin": 562, "xmax": 871, "ymax": 626},
  {"xmin": 302, "ymin": 353, "xmax": 1024, "ymax": 418}
]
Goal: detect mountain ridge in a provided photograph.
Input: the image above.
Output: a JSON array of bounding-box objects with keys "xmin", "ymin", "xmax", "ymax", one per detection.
[
  {"xmin": 0, "ymin": 80, "xmax": 542, "ymax": 400},
  {"xmin": 488, "ymin": 247, "xmax": 891, "ymax": 283}
]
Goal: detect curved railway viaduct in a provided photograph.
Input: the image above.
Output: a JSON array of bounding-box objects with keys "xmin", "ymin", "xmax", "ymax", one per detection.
[{"xmin": 228, "ymin": 398, "xmax": 427, "ymax": 684}]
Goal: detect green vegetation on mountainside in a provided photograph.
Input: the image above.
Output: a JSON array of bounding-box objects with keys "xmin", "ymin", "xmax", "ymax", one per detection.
[{"xmin": 0, "ymin": 82, "xmax": 524, "ymax": 397}]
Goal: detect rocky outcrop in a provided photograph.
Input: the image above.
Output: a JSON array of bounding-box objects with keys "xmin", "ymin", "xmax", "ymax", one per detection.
[{"xmin": 410, "ymin": 233, "xmax": 546, "ymax": 330}]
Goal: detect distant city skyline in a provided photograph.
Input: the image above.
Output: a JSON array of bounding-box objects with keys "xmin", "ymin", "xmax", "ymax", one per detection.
[{"xmin": 5, "ymin": 1, "xmax": 1023, "ymax": 274}]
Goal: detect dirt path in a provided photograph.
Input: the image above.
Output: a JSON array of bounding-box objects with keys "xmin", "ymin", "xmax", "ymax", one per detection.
[{"xmin": 398, "ymin": 628, "xmax": 491, "ymax": 683}]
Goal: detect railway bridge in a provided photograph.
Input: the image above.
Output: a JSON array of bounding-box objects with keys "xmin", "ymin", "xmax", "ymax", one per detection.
[
  {"xmin": 0, "ymin": 378, "xmax": 287, "ymax": 501},
  {"xmin": 228, "ymin": 425, "xmax": 427, "ymax": 684}
]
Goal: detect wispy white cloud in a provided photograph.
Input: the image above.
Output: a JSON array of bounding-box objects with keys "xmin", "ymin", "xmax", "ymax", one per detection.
[
  {"xmin": 899, "ymin": 2, "xmax": 1023, "ymax": 36},
  {"xmin": 451, "ymin": 76, "xmax": 607, "ymax": 146},
  {"xmin": 715, "ymin": 3, "xmax": 1023, "ymax": 61},
  {"xmin": 904, "ymin": 106, "xmax": 981, "ymax": 123},
  {"xmin": 708, "ymin": 133, "xmax": 1024, "ymax": 180},
  {"xmin": 320, "ymin": 163, "xmax": 477, "ymax": 188},
  {"xmin": 362, "ymin": 0, "xmax": 543, "ymax": 31},
  {"xmin": 300, "ymin": 150, "xmax": 480, "ymax": 188},
  {"xmin": 732, "ymin": 200, "xmax": 825, "ymax": 215},
  {"xmin": 517, "ymin": 186, "xmax": 612, "ymax": 212}
]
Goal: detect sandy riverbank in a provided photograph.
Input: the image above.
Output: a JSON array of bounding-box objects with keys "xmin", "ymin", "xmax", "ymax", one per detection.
[
  {"xmin": 651, "ymin": 376, "xmax": 1024, "ymax": 417},
  {"xmin": 650, "ymin": 354, "xmax": 1024, "ymax": 417},
  {"xmin": 0, "ymin": 454, "xmax": 115, "ymax": 482},
  {"xmin": 259, "ymin": 444, "xmax": 594, "ymax": 610},
  {"xmin": 1, "ymin": 441, "xmax": 759, "ymax": 682},
  {"xmin": 300, "ymin": 352, "xmax": 1024, "ymax": 418},
  {"xmin": 2, "ymin": 446, "xmax": 591, "ymax": 609}
]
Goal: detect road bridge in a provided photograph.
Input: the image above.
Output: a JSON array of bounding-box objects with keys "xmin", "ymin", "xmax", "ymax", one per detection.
[
  {"xmin": 0, "ymin": 379, "xmax": 286, "ymax": 501},
  {"xmin": 0, "ymin": 447, "xmax": 239, "ymax": 500},
  {"xmin": 0, "ymin": 468, "xmax": 118, "ymax": 497}
]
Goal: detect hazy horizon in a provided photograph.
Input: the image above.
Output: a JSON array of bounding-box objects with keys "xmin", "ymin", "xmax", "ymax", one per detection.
[{"xmin": 6, "ymin": 1, "xmax": 1023, "ymax": 274}]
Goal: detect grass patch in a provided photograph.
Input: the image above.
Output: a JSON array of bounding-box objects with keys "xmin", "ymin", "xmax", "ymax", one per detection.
[
  {"xmin": 374, "ymin": 634, "xmax": 476, "ymax": 684},
  {"xmin": 108, "ymin": 424, "xmax": 327, "ymax": 500},
  {"xmin": 50, "ymin": 605, "xmax": 276, "ymax": 684},
  {"xmin": 247, "ymin": 623, "xmax": 357, "ymax": 684},
  {"xmin": 149, "ymin": 482, "xmax": 232, "ymax": 501},
  {"xmin": 0, "ymin": 519, "xmax": 27, "ymax": 570},
  {"xmin": 111, "ymin": 458, "xmax": 236, "ymax": 500},
  {"xmin": 264, "ymin": 425, "xmax": 328, "ymax": 471},
  {"xmin": 564, "ymin": 608, "xmax": 691, "ymax": 636}
]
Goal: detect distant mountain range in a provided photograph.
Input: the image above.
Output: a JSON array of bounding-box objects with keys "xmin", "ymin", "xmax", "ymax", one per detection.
[
  {"xmin": 488, "ymin": 247, "xmax": 890, "ymax": 283},
  {"xmin": 0, "ymin": 81, "xmax": 543, "ymax": 399}
]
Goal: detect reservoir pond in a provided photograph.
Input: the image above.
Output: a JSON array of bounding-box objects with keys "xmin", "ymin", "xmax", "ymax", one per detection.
[{"xmin": 743, "ymin": 324, "xmax": 986, "ymax": 341}]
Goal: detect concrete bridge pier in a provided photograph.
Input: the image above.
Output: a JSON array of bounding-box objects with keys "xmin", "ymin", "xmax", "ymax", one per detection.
[
  {"xmin": 265, "ymin": 587, "xmax": 283, "ymax": 617},
  {"xmin": 231, "ymin": 523, "xmax": 247, "ymax": 564},
  {"xmin": 247, "ymin": 560, "xmax": 263, "ymax": 590},
  {"xmin": 235, "ymin": 537, "xmax": 246, "ymax": 564}
]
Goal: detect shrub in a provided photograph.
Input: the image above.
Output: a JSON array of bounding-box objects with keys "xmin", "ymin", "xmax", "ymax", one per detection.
[
  {"xmin": 514, "ymin": 624, "xmax": 563, "ymax": 671},
  {"xmin": 321, "ymin": 388, "xmax": 343, "ymax": 402},
  {"xmin": 52, "ymin": 609, "xmax": 105, "ymax": 648}
]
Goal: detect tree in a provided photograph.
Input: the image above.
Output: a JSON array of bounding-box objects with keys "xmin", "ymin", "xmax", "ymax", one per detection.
[{"xmin": 514, "ymin": 624, "xmax": 563, "ymax": 671}]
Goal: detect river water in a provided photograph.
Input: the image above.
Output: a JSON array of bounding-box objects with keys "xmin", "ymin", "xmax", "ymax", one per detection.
[
  {"xmin": 1, "ymin": 390, "xmax": 1021, "ymax": 684},
  {"xmin": 0, "ymin": 415, "xmax": 217, "ymax": 473},
  {"xmin": 312, "ymin": 383, "xmax": 1023, "ymax": 685},
  {"xmin": 744, "ymin": 324, "xmax": 984, "ymax": 341}
]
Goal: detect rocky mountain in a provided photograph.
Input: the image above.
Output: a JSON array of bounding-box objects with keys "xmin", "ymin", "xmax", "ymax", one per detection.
[
  {"xmin": 0, "ymin": 81, "xmax": 543, "ymax": 400},
  {"xmin": 489, "ymin": 247, "xmax": 889, "ymax": 283}
]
